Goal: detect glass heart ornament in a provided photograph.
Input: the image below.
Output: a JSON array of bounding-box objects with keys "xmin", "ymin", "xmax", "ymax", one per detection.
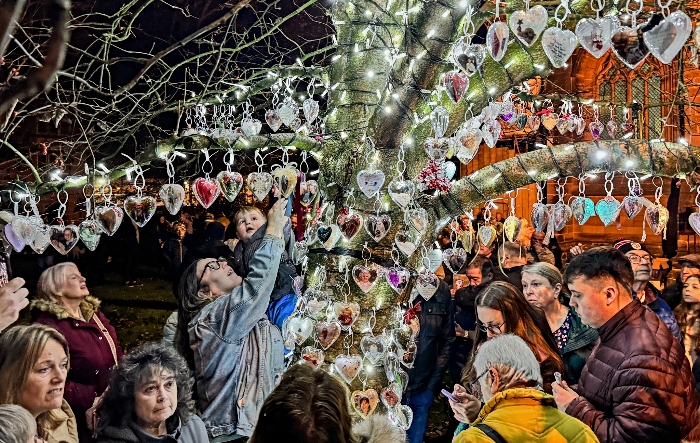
[
  {"xmin": 404, "ymin": 208, "xmax": 428, "ymax": 234},
  {"xmin": 317, "ymin": 223, "xmax": 342, "ymax": 251},
  {"xmin": 486, "ymin": 21, "xmax": 510, "ymax": 62},
  {"xmin": 477, "ymin": 225, "xmax": 497, "ymax": 248},
  {"xmin": 334, "ymin": 354, "xmax": 362, "ymax": 384},
  {"xmin": 556, "ymin": 117, "xmax": 570, "ymax": 134},
  {"xmin": 643, "ymin": 11, "xmax": 692, "ymax": 64},
  {"xmin": 644, "ymin": 203, "xmax": 669, "ymax": 235},
  {"xmin": 78, "ymin": 219, "xmax": 102, "ymax": 252},
  {"xmin": 360, "ymin": 335, "xmax": 386, "ymax": 365},
  {"xmin": 300, "ymin": 346, "xmax": 325, "ymax": 370},
  {"xmin": 300, "ymin": 180, "xmax": 319, "ymax": 207},
  {"xmin": 365, "ymin": 215, "xmax": 391, "ymax": 242},
  {"xmin": 124, "ymin": 195, "xmax": 157, "ymax": 228},
  {"xmin": 316, "ymin": 321, "xmax": 341, "ymax": 350},
  {"xmin": 571, "ymin": 196, "xmax": 595, "ymax": 225},
  {"xmin": 415, "ymin": 272, "xmax": 439, "ymax": 300},
  {"xmin": 451, "ymin": 38, "xmax": 486, "ymax": 76},
  {"xmin": 528, "ymin": 115, "xmax": 541, "ymax": 131},
  {"xmin": 595, "ymin": 196, "xmax": 621, "ymax": 227},
  {"xmin": 336, "ymin": 208, "xmax": 362, "ymax": 240},
  {"xmin": 509, "ymin": 5, "xmax": 548, "ymax": 46},
  {"xmin": 606, "ymin": 119, "xmax": 618, "ymax": 139},
  {"xmin": 303, "ymin": 98, "xmax": 320, "ymax": 124},
  {"xmin": 291, "ymin": 240, "xmax": 308, "ymax": 265},
  {"xmin": 444, "ymin": 71, "xmax": 469, "ymax": 103},
  {"xmin": 454, "ymin": 127, "xmax": 481, "ymax": 164},
  {"xmin": 575, "ymin": 17, "xmax": 616, "ymax": 58},
  {"xmin": 216, "ymin": 171, "xmax": 244, "ymax": 202},
  {"xmin": 388, "ymin": 178, "xmax": 415, "ymax": 210},
  {"xmin": 333, "ymin": 301, "xmax": 361, "ymax": 331},
  {"xmin": 193, "ymin": 177, "xmax": 221, "ymax": 208},
  {"xmin": 541, "ymin": 112, "xmax": 559, "ymax": 131},
  {"xmin": 689, "ymin": 212, "xmax": 700, "ymax": 236},
  {"xmin": 159, "ymin": 184, "xmax": 185, "ymax": 215},
  {"xmin": 389, "ymin": 405, "xmax": 414, "ymax": 431},
  {"xmin": 265, "ymin": 109, "xmax": 282, "ymax": 132},
  {"xmin": 352, "ymin": 264, "xmax": 379, "ymax": 293},
  {"xmin": 4, "ymin": 224, "xmax": 24, "ymax": 252},
  {"xmin": 240, "ymin": 117, "xmax": 262, "ymax": 137},
  {"xmin": 277, "ymin": 100, "xmax": 299, "ymax": 126},
  {"xmin": 531, "ymin": 203, "xmax": 549, "ymax": 233},
  {"xmin": 395, "ymin": 229, "xmax": 418, "ymax": 257},
  {"xmin": 551, "ymin": 201, "xmax": 572, "ymax": 231},
  {"xmin": 386, "ymin": 265, "xmax": 411, "ymax": 294},
  {"xmin": 502, "ymin": 215, "xmax": 521, "ymax": 242},
  {"xmin": 430, "ymin": 106, "xmax": 450, "ymax": 138},
  {"xmin": 423, "ymin": 248, "xmax": 443, "ymax": 273},
  {"xmin": 442, "ymin": 248, "xmax": 467, "ymax": 274},
  {"xmin": 272, "ymin": 166, "xmax": 299, "ymax": 198},
  {"xmin": 589, "ymin": 120, "xmax": 604, "ymax": 139},
  {"xmin": 352, "ymin": 389, "xmax": 379, "ymax": 419},
  {"xmin": 482, "ymin": 120, "xmax": 502, "ymax": 148},
  {"xmin": 357, "ymin": 170, "xmax": 385, "ymax": 198},
  {"xmin": 246, "ymin": 172, "xmax": 273, "ymax": 202},
  {"xmin": 29, "ymin": 223, "xmax": 51, "ymax": 254},
  {"xmin": 542, "ymin": 27, "xmax": 578, "ymax": 68},
  {"xmin": 401, "ymin": 340, "xmax": 418, "ymax": 368},
  {"xmin": 461, "ymin": 229, "xmax": 475, "ymax": 252},
  {"xmin": 611, "ymin": 24, "xmax": 650, "ymax": 69},
  {"xmin": 94, "ymin": 205, "xmax": 124, "ymax": 236},
  {"xmin": 381, "ymin": 383, "xmax": 402, "ymax": 411},
  {"xmin": 621, "ymin": 195, "xmax": 644, "ymax": 219},
  {"xmin": 285, "ymin": 315, "xmax": 314, "ymax": 345},
  {"xmin": 49, "ymin": 224, "xmax": 80, "ymax": 255},
  {"xmin": 11, "ymin": 215, "xmax": 38, "ymax": 245},
  {"xmin": 305, "ymin": 294, "xmax": 328, "ymax": 319}
]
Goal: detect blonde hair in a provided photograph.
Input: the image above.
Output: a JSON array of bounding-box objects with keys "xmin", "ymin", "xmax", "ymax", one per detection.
[
  {"xmin": 37, "ymin": 262, "xmax": 78, "ymax": 302},
  {"xmin": 522, "ymin": 262, "xmax": 563, "ymax": 288},
  {"xmin": 234, "ymin": 206, "xmax": 266, "ymax": 224},
  {"xmin": 0, "ymin": 324, "xmax": 70, "ymax": 438}
]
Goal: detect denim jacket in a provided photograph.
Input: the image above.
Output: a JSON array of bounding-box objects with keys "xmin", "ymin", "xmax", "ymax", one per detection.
[{"xmin": 188, "ymin": 235, "xmax": 285, "ymax": 438}]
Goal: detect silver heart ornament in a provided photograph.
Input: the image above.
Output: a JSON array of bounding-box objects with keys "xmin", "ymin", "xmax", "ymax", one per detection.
[
  {"xmin": 388, "ymin": 178, "xmax": 415, "ymax": 210},
  {"xmin": 11, "ymin": 215, "xmax": 39, "ymax": 245},
  {"xmin": 246, "ymin": 172, "xmax": 274, "ymax": 202},
  {"xmin": 300, "ymin": 346, "xmax": 325, "ymax": 370},
  {"xmin": 291, "ymin": 240, "xmax": 308, "ymax": 265},
  {"xmin": 622, "ymin": 195, "xmax": 644, "ymax": 219},
  {"xmin": 551, "ymin": 202, "xmax": 572, "ymax": 231},
  {"xmin": 240, "ymin": 117, "xmax": 262, "ymax": 137},
  {"xmin": 386, "ymin": 266, "xmax": 411, "ymax": 294},
  {"xmin": 423, "ymin": 248, "xmax": 443, "ymax": 273},
  {"xmin": 365, "ymin": 215, "xmax": 391, "ymax": 242},
  {"xmin": 405, "ymin": 208, "xmax": 428, "ymax": 234},
  {"xmin": 317, "ymin": 223, "xmax": 342, "ymax": 251},
  {"xmin": 531, "ymin": 203, "xmax": 549, "ymax": 233},
  {"xmin": 333, "ymin": 301, "xmax": 361, "ymax": 331},
  {"xmin": 30, "ymin": 223, "xmax": 52, "ymax": 254},
  {"xmin": 643, "ymin": 11, "xmax": 692, "ymax": 64},
  {"xmin": 443, "ymin": 71, "xmax": 469, "ymax": 103},
  {"xmin": 352, "ymin": 264, "xmax": 379, "ymax": 293},
  {"xmin": 286, "ymin": 315, "xmax": 314, "ymax": 345},
  {"xmin": 389, "ymin": 405, "xmax": 414, "ymax": 431},
  {"xmin": 336, "ymin": 210, "xmax": 362, "ymax": 240},
  {"xmin": 216, "ymin": 171, "xmax": 244, "ymax": 202},
  {"xmin": 575, "ymin": 17, "xmax": 615, "ymax": 58},
  {"xmin": 442, "ymin": 248, "xmax": 467, "ymax": 274},
  {"xmin": 477, "ymin": 225, "xmax": 497, "ymax": 248},
  {"xmin": 611, "ymin": 24, "xmax": 650, "ymax": 69},
  {"xmin": 360, "ymin": 335, "xmax": 386, "ymax": 364},
  {"xmin": 265, "ymin": 109, "xmax": 282, "ymax": 132},
  {"xmin": 95, "ymin": 205, "xmax": 123, "ymax": 236},
  {"xmin": 645, "ymin": 203, "xmax": 669, "ymax": 235},
  {"xmin": 357, "ymin": 170, "xmax": 385, "ymax": 198},
  {"xmin": 451, "ymin": 39, "xmax": 486, "ymax": 76},
  {"xmin": 689, "ymin": 212, "xmax": 700, "ymax": 236},
  {"xmin": 303, "ymin": 98, "xmax": 320, "ymax": 124},
  {"xmin": 277, "ymin": 101, "xmax": 299, "ymax": 126},
  {"xmin": 124, "ymin": 195, "xmax": 157, "ymax": 228},
  {"xmin": 159, "ymin": 184, "xmax": 185, "ymax": 215},
  {"xmin": 272, "ymin": 166, "xmax": 299, "ymax": 198},
  {"xmin": 78, "ymin": 219, "xmax": 102, "ymax": 251},
  {"xmin": 542, "ymin": 27, "xmax": 578, "ymax": 68},
  {"xmin": 509, "ymin": 5, "xmax": 548, "ymax": 47},
  {"xmin": 395, "ymin": 229, "xmax": 418, "ymax": 257},
  {"xmin": 316, "ymin": 321, "xmax": 341, "ymax": 349},
  {"xmin": 300, "ymin": 180, "xmax": 319, "ymax": 207},
  {"xmin": 571, "ymin": 196, "xmax": 595, "ymax": 225},
  {"xmin": 335, "ymin": 354, "xmax": 362, "ymax": 384},
  {"xmin": 486, "ymin": 21, "xmax": 510, "ymax": 62}
]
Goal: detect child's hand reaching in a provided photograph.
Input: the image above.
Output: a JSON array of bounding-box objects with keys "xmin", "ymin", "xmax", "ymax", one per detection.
[{"xmin": 266, "ymin": 198, "xmax": 287, "ymax": 239}]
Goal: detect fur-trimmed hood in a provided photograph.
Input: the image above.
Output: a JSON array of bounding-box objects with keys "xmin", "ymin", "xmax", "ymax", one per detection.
[
  {"xmin": 30, "ymin": 295, "xmax": 101, "ymax": 321},
  {"xmin": 353, "ymin": 415, "xmax": 407, "ymax": 443}
]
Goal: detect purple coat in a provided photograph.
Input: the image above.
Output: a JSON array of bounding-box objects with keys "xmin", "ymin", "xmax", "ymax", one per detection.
[{"xmin": 31, "ymin": 296, "xmax": 123, "ymax": 443}]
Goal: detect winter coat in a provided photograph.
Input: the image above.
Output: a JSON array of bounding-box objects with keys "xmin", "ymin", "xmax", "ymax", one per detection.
[
  {"xmin": 453, "ymin": 388, "xmax": 599, "ymax": 443},
  {"xmin": 231, "ymin": 221, "xmax": 296, "ymax": 303},
  {"xmin": 643, "ymin": 283, "xmax": 683, "ymax": 345},
  {"xmin": 566, "ymin": 299, "xmax": 699, "ymax": 443},
  {"xmin": 406, "ymin": 280, "xmax": 455, "ymax": 397},
  {"xmin": 32, "ymin": 296, "xmax": 123, "ymax": 443},
  {"xmin": 562, "ymin": 307, "xmax": 598, "ymax": 386},
  {"xmin": 96, "ymin": 415, "xmax": 207, "ymax": 443},
  {"xmin": 353, "ymin": 414, "xmax": 408, "ymax": 443},
  {"xmin": 41, "ymin": 400, "xmax": 79, "ymax": 443},
  {"xmin": 162, "ymin": 237, "xmax": 188, "ymax": 281},
  {"xmin": 189, "ymin": 235, "xmax": 285, "ymax": 438},
  {"xmin": 500, "ymin": 265, "xmax": 524, "ymax": 293}
]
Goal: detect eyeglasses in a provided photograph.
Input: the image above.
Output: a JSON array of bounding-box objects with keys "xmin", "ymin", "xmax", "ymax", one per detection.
[
  {"xmin": 466, "ymin": 367, "xmax": 491, "ymax": 399},
  {"xmin": 628, "ymin": 254, "xmax": 654, "ymax": 265},
  {"xmin": 197, "ymin": 257, "xmax": 227, "ymax": 290},
  {"xmin": 478, "ymin": 320, "xmax": 505, "ymax": 335}
]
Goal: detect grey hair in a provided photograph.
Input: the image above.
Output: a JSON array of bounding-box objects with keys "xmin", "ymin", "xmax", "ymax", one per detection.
[
  {"xmin": 0, "ymin": 404, "xmax": 36, "ymax": 443},
  {"xmin": 37, "ymin": 262, "xmax": 79, "ymax": 302},
  {"xmin": 474, "ymin": 334, "xmax": 543, "ymax": 387},
  {"xmin": 522, "ymin": 262, "xmax": 563, "ymax": 288}
]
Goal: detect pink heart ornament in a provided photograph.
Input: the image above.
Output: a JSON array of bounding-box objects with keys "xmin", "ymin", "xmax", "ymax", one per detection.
[
  {"xmin": 300, "ymin": 346, "xmax": 325, "ymax": 370},
  {"xmin": 316, "ymin": 321, "xmax": 341, "ymax": 349}
]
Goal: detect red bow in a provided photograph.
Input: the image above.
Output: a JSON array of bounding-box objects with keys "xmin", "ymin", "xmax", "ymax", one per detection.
[{"xmin": 405, "ymin": 302, "xmax": 422, "ymax": 325}]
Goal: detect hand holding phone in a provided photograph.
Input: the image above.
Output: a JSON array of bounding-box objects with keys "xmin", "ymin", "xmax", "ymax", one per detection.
[
  {"xmin": 554, "ymin": 372, "xmax": 562, "ymax": 385},
  {"xmin": 441, "ymin": 389, "xmax": 461, "ymax": 403}
]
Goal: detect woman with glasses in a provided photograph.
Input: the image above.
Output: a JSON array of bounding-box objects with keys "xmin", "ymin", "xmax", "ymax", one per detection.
[
  {"xmin": 174, "ymin": 199, "xmax": 288, "ymax": 440},
  {"xmin": 448, "ymin": 281, "xmax": 565, "ymax": 426},
  {"xmin": 522, "ymin": 262, "xmax": 597, "ymax": 385},
  {"xmin": 450, "ymin": 334, "xmax": 598, "ymax": 443}
]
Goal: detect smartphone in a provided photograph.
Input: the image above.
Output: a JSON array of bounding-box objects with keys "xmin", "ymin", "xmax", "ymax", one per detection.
[
  {"xmin": 554, "ymin": 372, "xmax": 562, "ymax": 384},
  {"xmin": 441, "ymin": 389, "xmax": 461, "ymax": 403}
]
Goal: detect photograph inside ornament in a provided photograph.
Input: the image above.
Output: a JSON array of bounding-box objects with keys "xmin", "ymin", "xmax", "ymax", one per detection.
[
  {"xmin": 365, "ymin": 214, "xmax": 391, "ymax": 242},
  {"xmin": 643, "ymin": 11, "xmax": 692, "ymax": 65},
  {"xmin": 353, "ymin": 264, "xmax": 379, "ymax": 293},
  {"xmin": 360, "ymin": 335, "xmax": 386, "ymax": 365},
  {"xmin": 94, "ymin": 205, "xmax": 124, "ymax": 236},
  {"xmin": 571, "ymin": 196, "xmax": 595, "ymax": 225},
  {"xmin": 575, "ymin": 16, "xmax": 616, "ymax": 58},
  {"xmin": 300, "ymin": 346, "xmax": 324, "ymax": 370},
  {"xmin": 509, "ymin": 5, "xmax": 548, "ymax": 47},
  {"xmin": 334, "ymin": 354, "xmax": 362, "ymax": 384},
  {"xmin": 316, "ymin": 320, "xmax": 341, "ymax": 349},
  {"xmin": 272, "ymin": 166, "xmax": 299, "ymax": 198},
  {"xmin": 49, "ymin": 224, "xmax": 80, "ymax": 255},
  {"xmin": 395, "ymin": 229, "xmax": 418, "ymax": 257},
  {"xmin": 336, "ymin": 208, "xmax": 362, "ymax": 240},
  {"xmin": 444, "ymin": 71, "xmax": 469, "ymax": 103},
  {"xmin": 216, "ymin": 171, "xmax": 244, "ymax": 202},
  {"xmin": 124, "ymin": 195, "xmax": 157, "ymax": 228},
  {"xmin": 451, "ymin": 37, "xmax": 486, "ymax": 76},
  {"xmin": 611, "ymin": 24, "xmax": 650, "ymax": 69},
  {"xmin": 486, "ymin": 21, "xmax": 510, "ymax": 62},
  {"xmin": 193, "ymin": 176, "xmax": 222, "ymax": 208},
  {"xmin": 300, "ymin": 179, "xmax": 319, "ymax": 207},
  {"xmin": 352, "ymin": 389, "xmax": 379, "ymax": 419}
]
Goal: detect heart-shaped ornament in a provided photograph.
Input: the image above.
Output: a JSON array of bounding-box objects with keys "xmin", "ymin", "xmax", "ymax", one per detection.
[
  {"xmin": 384, "ymin": 352, "xmax": 401, "ymax": 380},
  {"xmin": 394, "ymin": 369, "xmax": 409, "ymax": 393},
  {"xmin": 292, "ymin": 240, "xmax": 308, "ymax": 265},
  {"xmin": 334, "ymin": 301, "xmax": 361, "ymax": 331},
  {"xmin": 352, "ymin": 389, "xmax": 379, "ymax": 419},
  {"xmin": 300, "ymin": 180, "xmax": 319, "ymax": 207},
  {"xmin": 502, "ymin": 215, "xmax": 521, "ymax": 243},
  {"xmin": 551, "ymin": 202, "xmax": 572, "ymax": 231},
  {"xmin": 303, "ymin": 98, "xmax": 320, "ymax": 124},
  {"xmin": 306, "ymin": 295, "xmax": 328, "ymax": 319},
  {"xmin": 575, "ymin": 17, "xmax": 615, "ymax": 58},
  {"xmin": 477, "ymin": 225, "xmax": 497, "ymax": 248},
  {"xmin": 528, "ymin": 115, "xmax": 541, "ymax": 131},
  {"xmin": 556, "ymin": 117, "xmax": 570, "ymax": 134},
  {"xmin": 365, "ymin": 215, "xmax": 392, "ymax": 242},
  {"xmin": 3, "ymin": 224, "xmax": 24, "ymax": 252},
  {"xmin": 643, "ymin": 11, "xmax": 692, "ymax": 64},
  {"xmin": 531, "ymin": 203, "xmax": 549, "ymax": 233},
  {"xmin": 272, "ymin": 166, "xmax": 299, "ymax": 198},
  {"xmin": 405, "ymin": 208, "xmax": 428, "ymax": 234},
  {"xmin": 337, "ymin": 209, "xmax": 362, "ymax": 240},
  {"xmin": 486, "ymin": 21, "xmax": 510, "ymax": 62},
  {"xmin": 246, "ymin": 172, "xmax": 274, "ymax": 202},
  {"xmin": 482, "ymin": 120, "xmax": 502, "ymax": 148},
  {"xmin": 240, "ymin": 117, "xmax": 262, "ymax": 137},
  {"xmin": 11, "ymin": 215, "xmax": 38, "ymax": 245},
  {"xmin": 278, "ymin": 101, "xmax": 299, "ymax": 126},
  {"xmin": 423, "ymin": 248, "xmax": 443, "ymax": 273},
  {"xmin": 611, "ymin": 24, "xmax": 650, "ymax": 68},
  {"xmin": 159, "ymin": 184, "xmax": 185, "ymax": 215},
  {"xmin": 622, "ymin": 195, "xmax": 644, "ymax": 219},
  {"xmin": 596, "ymin": 196, "xmax": 621, "ymax": 227},
  {"xmin": 292, "ymin": 276, "xmax": 304, "ymax": 299},
  {"xmin": 95, "ymin": 205, "xmax": 124, "ymax": 236},
  {"xmin": 381, "ymin": 383, "xmax": 403, "ymax": 410},
  {"xmin": 360, "ymin": 335, "xmax": 386, "ymax": 364},
  {"xmin": 589, "ymin": 120, "xmax": 604, "ymax": 139},
  {"xmin": 334, "ymin": 354, "xmax": 362, "ymax": 384},
  {"xmin": 416, "ymin": 272, "xmax": 439, "ymax": 300},
  {"xmin": 401, "ymin": 340, "xmax": 418, "ymax": 368},
  {"xmin": 430, "ymin": 106, "xmax": 450, "ymax": 138},
  {"xmin": 541, "ymin": 27, "xmax": 578, "ymax": 68},
  {"xmin": 576, "ymin": 117, "xmax": 587, "ymax": 135},
  {"xmin": 395, "ymin": 230, "xmax": 417, "ymax": 257},
  {"xmin": 571, "ymin": 196, "xmax": 595, "ymax": 225},
  {"xmin": 444, "ymin": 71, "xmax": 469, "ymax": 103},
  {"xmin": 216, "ymin": 171, "xmax": 244, "ymax": 202},
  {"xmin": 509, "ymin": 5, "xmax": 548, "ymax": 46},
  {"xmin": 388, "ymin": 179, "xmax": 415, "ymax": 210},
  {"xmin": 386, "ymin": 266, "xmax": 411, "ymax": 294},
  {"xmin": 541, "ymin": 113, "xmax": 559, "ymax": 131},
  {"xmin": 30, "ymin": 224, "xmax": 52, "ymax": 254},
  {"xmin": 606, "ymin": 120, "xmax": 618, "ymax": 139},
  {"xmin": 316, "ymin": 321, "xmax": 341, "ymax": 349},
  {"xmin": 353, "ymin": 264, "xmax": 379, "ymax": 293},
  {"xmin": 300, "ymin": 346, "xmax": 325, "ymax": 369},
  {"xmin": 389, "ymin": 405, "xmax": 414, "ymax": 431},
  {"xmin": 193, "ymin": 177, "xmax": 221, "ymax": 209},
  {"xmin": 451, "ymin": 39, "xmax": 486, "ymax": 76},
  {"xmin": 49, "ymin": 225, "xmax": 80, "ymax": 255},
  {"xmin": 443, "ymin": 248, "xmax": 468, "ymax": 274},
  {"xmin": 645, "ymin": 203, "xmax": 669, "ymax": 235},
  {"xmin": 461, "ymin": 229, "xmax": 475, "ymax": 252},
  {"xmin": 124, "ymin": 195, "xmax": 157, "ymax": 228},
  {"xmin": 357, "ymin": 170, "xmax": 386, "ymax": 198},
  {"xmin": 78, "ymin": 219, "xmax": 102, "ymax": 251},
  {"xmin": 689, "ymin": 212, "xmax": 700, "ymax": 236},
  {"xmin": 286, "ymin": 316, "xmax": 314, "ymax": 345},
  {"xmin": 265, "ymin": 109, "xmax": 282, "ymax": 132},
  {"xmin": 455, "ymin": 127, "xmax": 482, "ymax": 152},
  {"xmin": 317, "ymin": 223, "xmax": 342, "ymax": 251}
]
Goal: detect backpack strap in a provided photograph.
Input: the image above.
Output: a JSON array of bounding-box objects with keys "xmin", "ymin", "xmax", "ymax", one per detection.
[{"xmin": 473, "ymin": 423, "xmax": 508, "ymax": 443}]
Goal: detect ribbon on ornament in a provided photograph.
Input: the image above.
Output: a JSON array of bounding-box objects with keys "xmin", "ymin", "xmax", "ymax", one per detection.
[{"xmin": 405, "ymin": 302, "xmax": 422, "ymax": 325}]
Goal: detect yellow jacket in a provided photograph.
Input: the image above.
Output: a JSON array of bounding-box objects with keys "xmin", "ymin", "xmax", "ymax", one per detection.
[{"xmin": 454, "ymin": 388, "xmax": 599, "ymax": 443}]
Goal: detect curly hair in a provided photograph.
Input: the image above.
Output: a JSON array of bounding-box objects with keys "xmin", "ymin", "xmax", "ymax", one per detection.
[{"xmin": 96, "ymin": 342, "xmax": 195, "ymax": 432}]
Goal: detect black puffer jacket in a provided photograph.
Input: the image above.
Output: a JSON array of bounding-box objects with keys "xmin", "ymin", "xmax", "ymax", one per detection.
[
  {"xmin": 561, "ymin": 307, "xmax": 598, "ymax": 386},
  {"xmin": 566, "ymin": 299, "xmax": 699, "ymax": 443}
]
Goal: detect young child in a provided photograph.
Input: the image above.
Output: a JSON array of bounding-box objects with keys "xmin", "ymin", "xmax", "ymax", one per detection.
[{"xmin": 232, "ymin": 206, "xmax": 297, "ymax": 329}]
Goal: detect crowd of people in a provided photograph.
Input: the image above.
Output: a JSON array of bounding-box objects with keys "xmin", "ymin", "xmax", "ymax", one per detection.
[{"xmin": 1, "ymin": 202, "xmax": 700, "ymax": 443}]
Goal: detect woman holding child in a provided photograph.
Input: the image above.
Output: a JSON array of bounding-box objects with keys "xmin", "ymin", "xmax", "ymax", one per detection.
[{"xmin": 175, "ymin": 199, "xmax": 289, "ymax": 440}]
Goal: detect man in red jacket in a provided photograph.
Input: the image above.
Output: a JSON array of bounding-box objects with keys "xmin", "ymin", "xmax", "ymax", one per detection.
[{"xmin": 553, "ymin": 246, "xmax": 698, "ymax": 443}]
